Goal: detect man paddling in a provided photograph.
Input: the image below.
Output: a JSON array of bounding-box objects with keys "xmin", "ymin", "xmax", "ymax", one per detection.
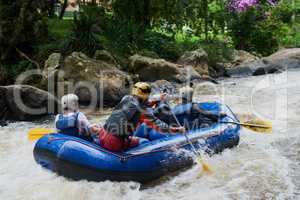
[
  {"xmin": 174, "ymin": 85, "xmax": 227, "ymax": 129},
  {"xmin": 98, "ymin": 82, "xmax": 185, "ymax": 152}
]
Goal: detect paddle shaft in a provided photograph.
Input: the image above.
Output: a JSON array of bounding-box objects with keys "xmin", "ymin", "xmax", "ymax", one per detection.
[
  {"xmin": 171, "ymin": 112, "xmax": 200, "ymax": 156},
  {"xmin": 220, "ymin": 121, "xmax": 270, "ymax": 128}
]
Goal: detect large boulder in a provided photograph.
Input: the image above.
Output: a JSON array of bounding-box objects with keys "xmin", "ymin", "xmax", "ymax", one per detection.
[
  {"xmin": 129, "ymin": 54, "xmax": 201, "ymax": 83},
  {"xmin": 177, "ymin": 48, "xmax": 210, "ymax": 77},
  {"xmin": 225, "ymin": 50, "xmax": 259, "ymax": 69},
  {"xmin": 62, "ymin": 52, "xmax": 130, "ymax": 107},
  {"xmin": 0, "ymin": 85, "xmax": 57, "ymax": 121},
  {"xmin": 227, "ymin": 48, "xmax": 300, "ymax": 77},
  {"xmin": 94, "ymin": 50, "xmax": 120, "ymax": 68},
  {"xmin": 151, "ymin": 80, "xmax": 177, "ymax": 94}
]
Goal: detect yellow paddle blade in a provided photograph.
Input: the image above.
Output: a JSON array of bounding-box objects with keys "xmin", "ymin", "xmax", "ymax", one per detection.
[
  {"xmin": 28, "ymin": 128, "xmax": 55, "ymax": 141},
  {"xmin": 241, "ymin": 119, "xmax": 272, "ymax": 133},
  {"xmin": 196, "ymin": 156, "xmax": 212, "ymax": 174}
]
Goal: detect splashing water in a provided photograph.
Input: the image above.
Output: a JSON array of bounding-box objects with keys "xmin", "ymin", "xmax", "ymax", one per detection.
[{"xmin": 1, "ymin": 70, "xmax": 300, "ymax": 199}]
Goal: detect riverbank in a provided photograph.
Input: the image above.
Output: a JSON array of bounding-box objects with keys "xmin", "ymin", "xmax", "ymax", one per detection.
[{"xmin": 1, "ymin": 48, "xmax": 300, "ymax": 123}]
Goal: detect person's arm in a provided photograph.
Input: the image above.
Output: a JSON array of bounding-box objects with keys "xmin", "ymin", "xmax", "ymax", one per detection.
[
  {"xmin": 191, "ymin": 104, "xmax": 220, "ymax": 122},
  {"xmin": 77, "ymin": 113, "xmax": 99, "ymax": 136},
  {"xmin": 140, "ymin": 109, "xmax": 185, "ymax": 133}
]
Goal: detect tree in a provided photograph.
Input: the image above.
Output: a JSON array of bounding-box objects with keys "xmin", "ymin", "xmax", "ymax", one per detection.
[
  {"xmin": 0, "ymin": 0, "xmax": 48, "ymax": 62},
  {"xmin": 59, "ymin": 0, "xmax": 68, "ymax": 19}
]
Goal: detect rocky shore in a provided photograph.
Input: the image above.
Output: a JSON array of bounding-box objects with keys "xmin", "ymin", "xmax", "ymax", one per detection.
[{"xmin": 1, "ymin": 48, "xmax": 300, "ymax": 122}]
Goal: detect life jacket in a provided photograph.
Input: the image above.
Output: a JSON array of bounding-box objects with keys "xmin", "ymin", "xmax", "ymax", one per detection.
[
  {"xmin": 56, "ymin": 112, "xmax": 80, "ymax": 137},
  {"xmin": 104, "ymin": 95, "xmax": 141, "ymax": 138},
  {"xmin": 104, "ymin": 109, "xmax": 132, "ymax": 138}
]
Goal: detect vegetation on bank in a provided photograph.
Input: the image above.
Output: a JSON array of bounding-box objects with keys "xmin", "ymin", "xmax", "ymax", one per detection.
[{"xmin": 0, "ymin": 0, "xmax": 299, "ymax": 85}]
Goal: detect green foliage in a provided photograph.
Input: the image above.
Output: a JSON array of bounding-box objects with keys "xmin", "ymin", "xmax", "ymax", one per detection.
[
  {"xmin": 141, "ymin": 30, "xmax": 182, "ymax": 61},
  {"xmin": 227, "ymin": 7, "xmax": 279, "ymax": 56},
  {"xmin": 1, "ymin": 0, "xmax": 300, "ymax": 85},
  {"xmin": 62, "ymin": 5, "xmax": 105, "ymax": 56},
  {"xmin": 112, "ymin": 0, "xmax": 151, "ymax": 27},
  {"xmin": 0, "ymin": 60, "xmax": 36, "ymax": 85},
  {"xmin": 0, "ymin": 0, "xmax": 48, "ymax": 62},
  {"xmin": 48, "ymin": 19, "xmax": 73, "ymax": 39},
  {"xmin": 278, "ymin": 23, "xmax": 300, "ymax": 48},
  {"xmin": 200, "ymin": 40, "xmax": 234, "ymax": 66},
  {"xmin": 272, "ymin": 1, "xmax": 296, "ymax": 23},
  {"xmin": 102, "ymin": 19, "xmax": 142, "ymax": 55}
]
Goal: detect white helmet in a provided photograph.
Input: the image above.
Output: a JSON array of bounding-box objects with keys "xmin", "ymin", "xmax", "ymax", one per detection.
[
  {"xmin": 61, "ymin": 94, "xmax": 79, "ymax": 112},
  {"xmin": 179, "ymin": 86, "xmax": 194, "ymax": 103}
]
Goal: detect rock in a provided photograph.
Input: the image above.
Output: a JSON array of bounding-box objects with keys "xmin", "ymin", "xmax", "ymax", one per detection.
[
  {"xmin": 129, "ymin": 54, "xmax": 201, "ymax": 83},
  {"xmin": 225, "ymin": 50, "xmax": 259, "ymax": 69},
  {"xmin": 94, "ymin": 50, "xmax": 119, "ymax": 67},
  {"xmin": 0, "ymin": 120, "xmax": 7, "ymax": 127},
  {"xmin": 63, "ymin": 52, "xmax": 130, "ymax": 107},
  {"xmin": 43, "ymin": 53, "xmax": 61, "ymax": 78},
  {"xmin": 177, "ymin": 48, "xmax": 210, "ymax": 77},
  {"xmin": 267, "ymin": 48, "xmax": 300, "ymax": 70},
  {"xmin": 151, "ymin": 80, "xmax": 177, "ymax": 94},
  {"xmin": 227, "ymin": 48, "xmax": 300, "ymax": 77},
  {"xmin": 0, "ymin": 85, "xmax": 57, "ymax": 121}
]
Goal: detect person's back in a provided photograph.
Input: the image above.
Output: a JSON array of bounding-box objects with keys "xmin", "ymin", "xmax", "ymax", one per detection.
[
  {"xmin": 104, "ymin": 95, "xmax": 142, "ymax": 137},
  {"xmin": 99, "ymin": 82, "xmax": 185, "ymax": 152},
  {"xmin": 55, "ymin": 94, "xmax": 98, "ymax": 142}
]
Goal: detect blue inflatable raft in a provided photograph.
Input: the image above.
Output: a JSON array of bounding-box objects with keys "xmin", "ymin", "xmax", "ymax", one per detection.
[{"xmin": 33, "ymin": 102, "xmax": 240, "ymax": 183}]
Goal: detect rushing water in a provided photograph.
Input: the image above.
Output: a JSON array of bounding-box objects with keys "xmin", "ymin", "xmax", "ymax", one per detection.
[{"xmin": 1, "ymin": 70, "xmax": 300, "ymax": 200}]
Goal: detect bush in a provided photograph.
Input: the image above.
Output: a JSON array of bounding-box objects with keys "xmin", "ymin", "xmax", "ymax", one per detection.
[
  {"xmin": 272, "ymin": 2, "xmax": 295, "ymax": 23},
  {"xmin": 227, "ymin": 7, "xmax": 279, "ymax": 56},
  {"xmin": 141, "ymin": 30, "xmax": 182, "ymax": 61},
  {"xmin": 200, "ymin": 40, "xmax": 234, "ymax": 66},
  {"xmin": 278, "ymin": 23, "xmax": 300, "ymax": 48},
  {"xmin": 102, "ymin": 20, "xmax": 142, "ymax": 56},
  {"xmin": 62, "ymin": 5, "xmax": 105, "ymax": 57},
  {"xmin": 0, "ymin": 60, "xmax": 37, "ymax": 85},
  {"xmin": 48, "ymin": 18, "xmax": 73, "ymax": 39}
]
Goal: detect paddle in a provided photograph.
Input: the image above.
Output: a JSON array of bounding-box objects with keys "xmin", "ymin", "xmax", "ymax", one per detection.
[
  {"xmin": 28, "ymin": 128, "xmax": 55, "ymax": 141},
  {"xmin": 221, "ymin": 115, "xmax": 272, "ymax": 133},
  {"xmin": 171, "ymin": 112, "xmax": 212, "ymax": 174}
]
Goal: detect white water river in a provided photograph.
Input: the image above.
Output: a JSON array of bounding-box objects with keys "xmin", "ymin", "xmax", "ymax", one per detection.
[{"xmin": 1, "ymin": 70, "xmax": 300, "ymax": 200}]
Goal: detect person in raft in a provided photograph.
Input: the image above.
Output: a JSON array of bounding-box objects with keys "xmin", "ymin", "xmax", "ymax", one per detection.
[
  {"xmin": 174, "ymin": 85, "xmax": 227, "ymax": 129},
  {"xmin": 98, "ymin": 82, "xmax": 185, "ymax": 152},
  {"xmin": 55, "ymin": 94, "xmax": 100, "ymax": 142}
]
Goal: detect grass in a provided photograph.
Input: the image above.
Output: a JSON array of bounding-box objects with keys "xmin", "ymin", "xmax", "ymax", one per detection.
[{"xmin": 48, "ymin": 18, "xmax": 73, "ymax": 39}]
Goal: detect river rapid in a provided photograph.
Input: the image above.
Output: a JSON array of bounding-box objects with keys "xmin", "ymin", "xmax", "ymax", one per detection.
[{"xmin": 1, "ymin": 70, "xmax": 300, "ymax": 200}]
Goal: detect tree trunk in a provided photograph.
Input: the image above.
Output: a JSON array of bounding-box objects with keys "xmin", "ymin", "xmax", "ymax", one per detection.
[
  {"xmin": 48, "ymin": 0, "xmax": 56, "ymax": 18},
  {"xmin": 59, "ymin": 0, "xmax": 68, "ymax": 19}
]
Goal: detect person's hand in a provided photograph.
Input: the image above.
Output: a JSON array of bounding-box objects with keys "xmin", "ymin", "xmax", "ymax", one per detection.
[
  {"xmin": 170, "ymin": 126, "xmax": 186, "ymax": 134},
  {"xmin": 219, "ymin": 112, "xmax": 227, "ymax": 118},
  {"xmin": 90, "ymin": 125, "xmax": 101, "ymax": 135},
  {"xmin": 160, "ymin": 93, "xmax": 168, "ymax": 101}
]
